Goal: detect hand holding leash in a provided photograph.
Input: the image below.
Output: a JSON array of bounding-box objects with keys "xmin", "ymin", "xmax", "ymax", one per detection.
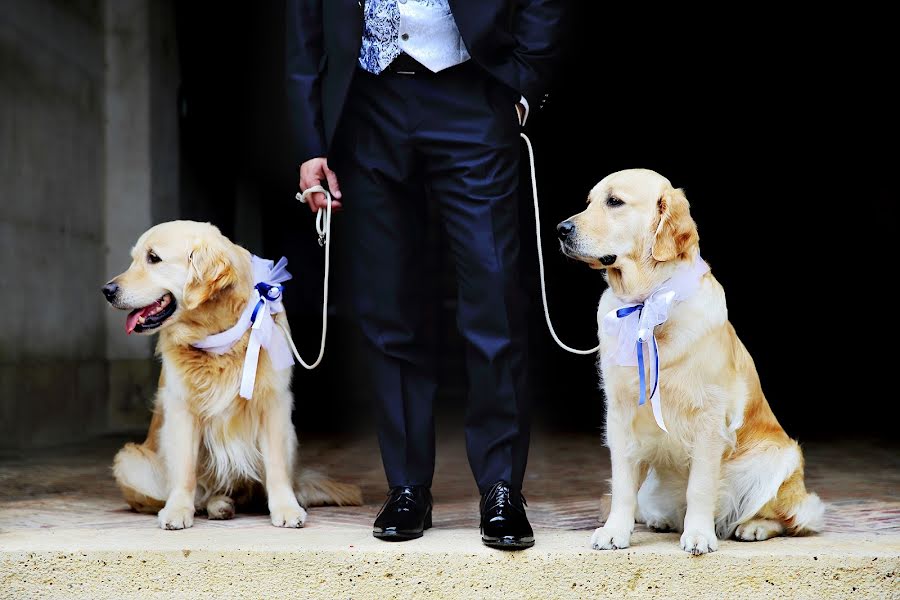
[{"xmin": 298, "ymin": 157, "xmax": 342, "ymax": 213}]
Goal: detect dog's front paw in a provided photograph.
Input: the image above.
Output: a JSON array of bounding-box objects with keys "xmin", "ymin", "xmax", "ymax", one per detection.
[
  {"xmin": 158, "ymin": 501, "xmax": 195, "ymax": 530},
  {"xmin": 680, "ymin": 529, "xmax": 718, "ymax": 555},
  {"xmin": 591, "ymin": 524, "xmax": 631, "ymax": 550},
  {"xmin": 270, "ymin": 502, "xmax": 307, "ymax": 528}
]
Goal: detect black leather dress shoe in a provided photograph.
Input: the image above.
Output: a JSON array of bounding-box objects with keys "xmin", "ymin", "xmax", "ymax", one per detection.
[
  {"xmin": 373, "ymin": 486, "xmax": 433, "ymax": 541},
  {"xmin": 480, "ymin": 481, "xmax": 534, "ymax": 549}
]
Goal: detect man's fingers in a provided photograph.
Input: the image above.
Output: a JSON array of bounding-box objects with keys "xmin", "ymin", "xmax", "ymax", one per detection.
[
  {"xmin": 315, "ymin": 197, "xmax": 342, "ymax": 212},
  {"xmin": 323, "ymin": 164, "xmax": 342, "ymax": 199},
  {"xmin": 303, "ymin": 193, "xmax": 342, "ymax": 213},
  {"xmin": 298, "ymin": 161, "xmax": 342, "ymax": 212}
]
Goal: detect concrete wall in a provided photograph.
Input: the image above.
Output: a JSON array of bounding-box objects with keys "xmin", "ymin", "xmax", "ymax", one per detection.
[
  {"xmin": 0, "ymin": 0, "xmax": 108, "ymax": 448},
  {"xmin": 0, "ymin": 0, "xmax": 178, "ymax": 449},
  {"xmin": 103, "ymin": 0, "xmax": 179, "ymax": 432}
]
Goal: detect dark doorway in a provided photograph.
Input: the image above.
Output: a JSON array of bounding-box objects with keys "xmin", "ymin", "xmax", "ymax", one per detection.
[{"xmin": 173, "ymin": 3, "xmax": 891, "ymax": 440}]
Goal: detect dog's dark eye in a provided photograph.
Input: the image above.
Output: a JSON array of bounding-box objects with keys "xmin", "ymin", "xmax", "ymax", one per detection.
[
  {"xmin": 147, "ymin": 251, "xmax": 162, "ymax": 264},
  {"xmin": 606, "ymin": 196, "xmax": 624, "ymax": 208}
]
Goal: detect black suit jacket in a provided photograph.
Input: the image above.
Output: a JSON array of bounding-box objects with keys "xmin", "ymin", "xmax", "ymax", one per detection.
[{"xmin": 285, "ymin": 0, "xmax": 563, "ymax": 165}]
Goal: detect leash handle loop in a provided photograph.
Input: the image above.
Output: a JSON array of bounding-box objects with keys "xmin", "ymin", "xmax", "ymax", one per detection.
[
  {"xmin": 521, "ymin": 132, "xmax": 601, "ymax": 355},
  {"xmin": 286, "ymin": 185, "xmax": 333, "ymax": 369}
]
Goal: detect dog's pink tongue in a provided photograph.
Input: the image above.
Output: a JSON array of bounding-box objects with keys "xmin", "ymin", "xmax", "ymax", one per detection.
[{"xmin": 125, "ymin": 304, "xmax": 157, "ymax": 334}]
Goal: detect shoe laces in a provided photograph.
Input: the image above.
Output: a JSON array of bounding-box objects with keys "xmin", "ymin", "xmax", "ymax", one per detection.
[
  {"xmin": 483, "ymin": 481, "xmax": 526, "ymax": 514},
  {"xmin": 381, "ymin": 486, "xmax": 419, "ymax": 512}
]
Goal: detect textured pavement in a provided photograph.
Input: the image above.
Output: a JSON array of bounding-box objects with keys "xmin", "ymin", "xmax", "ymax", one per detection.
[{"xmin": 1, "ymin": 432, "xmax": 897, "ymax": 536}]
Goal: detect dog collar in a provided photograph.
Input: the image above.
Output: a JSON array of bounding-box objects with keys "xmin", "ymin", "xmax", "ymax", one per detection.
[
  {"xmin": 192, "ymin": 255, "xmax": 295, "ymax": 399},
  {"xmin": 602, "ymin": 254, "xmax": 710, "ymax": 431}
]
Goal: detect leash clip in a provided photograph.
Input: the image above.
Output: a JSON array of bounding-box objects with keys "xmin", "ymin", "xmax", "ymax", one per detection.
[{"xmin": 296, "ymin": 185, "xmax": 332, "ymax": 248}]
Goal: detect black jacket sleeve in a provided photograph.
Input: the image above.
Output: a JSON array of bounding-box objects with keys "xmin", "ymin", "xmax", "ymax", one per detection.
[
  {"xmin": 285, "ymin": 0, "xmax": 327, "ymax": 166},
  {"xmin": 512, "ymin": 0, "xmax": 563, "ymax": 107}
]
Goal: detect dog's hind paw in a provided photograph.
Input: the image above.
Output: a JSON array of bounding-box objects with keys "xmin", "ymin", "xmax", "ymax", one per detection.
[
  {"xmin": 735, "ymin": 518, "xmax": 784, "ymax": 541},
  {"xmin": 644, "ymin": 517, "xmax": 679, "ymax": 533},
  {"xmin": 206, "ymin": 495, "xmax": 236, "ymax": 520},
  {"xmin": 270, "ymin": 503, "xmax": 307, "ymax": 528}
]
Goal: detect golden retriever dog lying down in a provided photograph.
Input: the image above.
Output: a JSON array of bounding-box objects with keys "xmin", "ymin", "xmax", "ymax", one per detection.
[
  {"xmin": 558, "ymin": 169, "xmax": 824, "ymax": 555},
  {"xmin": 103, "ymin": 221, "xmax": 361, "ymax": 530}
]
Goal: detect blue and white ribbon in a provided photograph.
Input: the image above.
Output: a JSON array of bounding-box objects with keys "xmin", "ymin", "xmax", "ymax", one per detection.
[
  {"xmin": 602, "ymin": 255, "xmax": 710, "ymax": 432},
  {"xmin": 192, "ymin": 256, "xmax": 295, "ymax": 399}
]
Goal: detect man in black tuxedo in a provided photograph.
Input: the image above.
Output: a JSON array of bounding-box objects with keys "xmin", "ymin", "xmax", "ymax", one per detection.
[{"xmin": 286, "ymin": 0, "xmax": 561, "ymax": 549}]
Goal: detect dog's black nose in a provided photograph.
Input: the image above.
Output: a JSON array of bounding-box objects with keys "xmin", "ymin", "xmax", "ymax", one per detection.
[
  {"xmin": 599, "ymin": 255, "xmax": 617, "ymax": 266},
  {"xmin": 557, "ymin": 220, "xmax": 575, "ymax": 240},
  {"xmin": 101, "ymin": 282, "xmax": 119, "ymax": 302}
]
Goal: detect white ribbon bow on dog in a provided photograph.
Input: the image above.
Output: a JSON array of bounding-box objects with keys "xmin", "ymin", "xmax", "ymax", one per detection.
[
  {"xmin": 192, "ymin": 256, "xmax": 295, "ymax": 399},
  {"xmin": 602, "ymin": 254, "xmax": 710, "ymax": 432}
]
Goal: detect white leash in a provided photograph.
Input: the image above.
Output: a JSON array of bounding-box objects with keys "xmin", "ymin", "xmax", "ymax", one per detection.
[
  {"xmin": 279, "ymin": 184, "xmax": 333, "ymax": 369},
  {"xmin": 520, "ymin": 132, "xmax": 601, "ymax": 355},
  {"xmin": 283, "ymin": 135, "xmax": 597, "ymax": 369}
]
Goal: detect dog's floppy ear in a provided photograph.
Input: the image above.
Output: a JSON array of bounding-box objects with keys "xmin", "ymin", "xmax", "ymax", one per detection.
[
  {"xmin": 183, "ymin": 236, "xmax": 236, "ymax": 310},
  {"xmin": 651, "ymin": 186, "xmax": 698, "ymax": 262}
]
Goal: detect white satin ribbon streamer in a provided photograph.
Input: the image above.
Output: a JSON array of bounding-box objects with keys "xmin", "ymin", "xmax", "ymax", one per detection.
[
  {"xmin": 192, "ymin": 255, "xmax": 295, "ymax": 399},
  {"xmin": 602, "ymin": 255, "xmax": 710, "ymax": 431}
]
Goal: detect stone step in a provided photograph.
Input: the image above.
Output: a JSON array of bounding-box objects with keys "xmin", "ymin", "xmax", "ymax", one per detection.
[{"xmin": 2, "ymin": 527, "xmax": 897, "ymax": 599}]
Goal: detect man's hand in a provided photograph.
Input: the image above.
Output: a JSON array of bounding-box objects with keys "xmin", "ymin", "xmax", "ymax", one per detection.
[
  {"xmin": 515, "ymin": 102, "xmax": 526, "ymax": 126},
  {"xmin": 299, "ymin": 157, "xmax": 343, "ymax": 213}
]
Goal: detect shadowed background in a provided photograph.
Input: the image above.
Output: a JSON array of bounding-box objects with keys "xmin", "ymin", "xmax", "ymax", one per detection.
[{"xmin": 0, "ymin": 0, "xmax": 891, "ymax": 451}]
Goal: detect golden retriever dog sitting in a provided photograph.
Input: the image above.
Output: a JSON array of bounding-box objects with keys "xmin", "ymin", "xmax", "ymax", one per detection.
[
  {"xmin": 558, "ymin": 169, "xmax": 824, "ymax": 555},
  {"xmin": 102, "ymin": 221, "xmax": 361, "ymax": 530}
]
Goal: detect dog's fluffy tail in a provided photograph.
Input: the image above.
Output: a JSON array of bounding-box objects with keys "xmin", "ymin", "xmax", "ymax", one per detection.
[
  {"xmin": 295, "ymin": 469, "xmax": 363, "ymax": 507},
  {"xmin": 786, "ymin": 492, "xmax": 826, "ymax": 535}
]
